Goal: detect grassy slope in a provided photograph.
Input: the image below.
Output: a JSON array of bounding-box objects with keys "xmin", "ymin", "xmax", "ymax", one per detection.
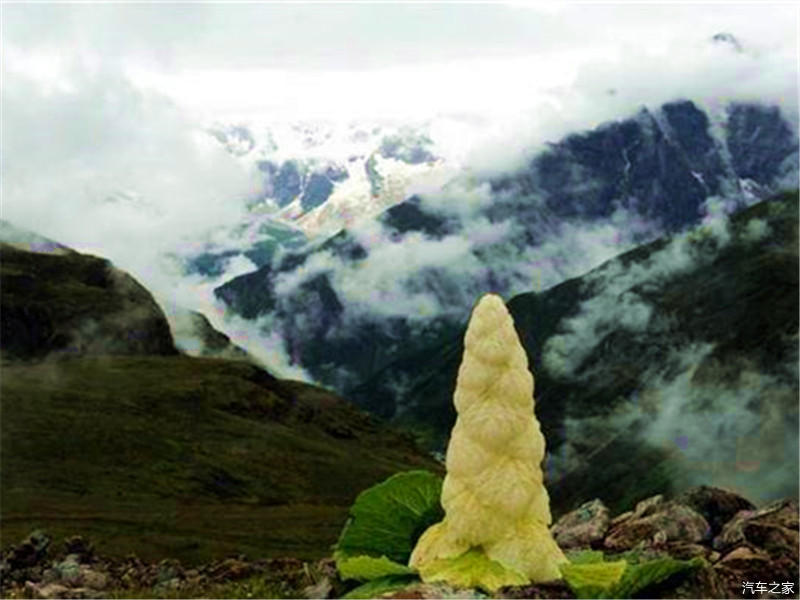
[{"xmin": 1, "ymin": 350, "xmax": 441, "ymax": 565}]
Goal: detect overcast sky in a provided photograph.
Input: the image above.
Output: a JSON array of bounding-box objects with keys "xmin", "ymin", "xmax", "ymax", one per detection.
[
  {"xmin": 4, "ymin": 2, "xmax": 797, "ymax": 119},
  {"xmin": 2, "ymin": 2, "xmax": 798, "ymax": 313},
  {"xmin": 2, "ymin": 1, "xmax": 797, "ymax": 374}
]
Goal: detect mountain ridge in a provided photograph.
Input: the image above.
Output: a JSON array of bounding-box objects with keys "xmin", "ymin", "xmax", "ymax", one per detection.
[
  {"xmin": 0, "ymin": 241, "xmax": 442, "ymax": 565},
  {"xmin": 353, "ymin": 189, "xmax": 799, "ymax": 515},
  {"xmin": 214, "ymin": 99, "xmax": 798, "ymax": 408}
]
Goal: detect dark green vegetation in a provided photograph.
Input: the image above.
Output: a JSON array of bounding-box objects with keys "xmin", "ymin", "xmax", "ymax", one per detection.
[
  {"xmin": 353, "ymin": 190, "xmax": 800, "ymax": 515},
  {"xmin": 0, "ymin": 243, "xmax": 441, "ymax": 566},
  {"xmin": 0, "ymin": 243, "xmax": 176, "ymax": 360},
  {"xmin": 1, "ymin": 355, "xmax": 440, "ymax": 565}
]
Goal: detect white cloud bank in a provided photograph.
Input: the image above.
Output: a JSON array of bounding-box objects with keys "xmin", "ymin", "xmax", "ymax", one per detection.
[{"xmin": 2, "ymin": 3, "xmax": 796, "ymax": 378}]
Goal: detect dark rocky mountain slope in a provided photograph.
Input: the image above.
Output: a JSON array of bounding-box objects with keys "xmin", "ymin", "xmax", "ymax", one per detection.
[
  {"xmin": 0, "ymin": 242, "xmax": 177, "ymax": 360},
  {"xmin": 352, "ymin": 190, "xmax": 799, "ymax": 515},
  {"xmin": 215, "ymin": 100, "xmax": 798, "ymax": 408}
]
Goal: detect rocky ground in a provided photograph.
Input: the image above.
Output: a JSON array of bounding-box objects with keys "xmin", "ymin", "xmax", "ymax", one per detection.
[{"xmin": 1, "ymin": 486, "xmax": 797, "ymax": 599}]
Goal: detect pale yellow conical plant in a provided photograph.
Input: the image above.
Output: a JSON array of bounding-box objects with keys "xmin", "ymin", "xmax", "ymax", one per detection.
[{"xmin": 409, "ymin": 293, "xmax": 567, "ymax": 591}]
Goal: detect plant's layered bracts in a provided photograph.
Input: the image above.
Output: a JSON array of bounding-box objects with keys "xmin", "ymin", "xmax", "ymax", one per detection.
[{"xmin": 409, "ymin": 294, "xmax": 567, "ymax": 590}]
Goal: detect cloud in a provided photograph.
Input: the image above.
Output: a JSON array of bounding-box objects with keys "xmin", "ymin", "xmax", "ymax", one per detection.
[
  {"xmin": 457, "ymin": 15, "xmax": 797, "ymax": 177},
  {"xmin": 636, "ymin": 354, "xmax": 798, "ymax": 504},
  {"xmin": 3, "ymin": 3, "xmax": 795, "ymax": 388},
  {"xmin": 2, "ymin": 50, "xmax": 263, "ymax": 326},
  {"xmin": 543, "ymin": 204, "xmax": 733, "ymax": 378},
  {"xmin": 741, "ymin": 218, "xmax": 772, "ymax": 243},
  {"xmin": 218, "ymin": 312, "xmax": 315, "ymax": 383},
  {"xmin": 547, "ymin": 341, "xmax": 799, "ymax": 505}
]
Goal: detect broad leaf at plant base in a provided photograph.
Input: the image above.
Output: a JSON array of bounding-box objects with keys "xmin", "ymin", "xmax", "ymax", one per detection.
[
  {"xmin": 334, "ymin": 470, "xmax": 444, "ymax": 581},
  {"xmin": 561, "ymin": 553, "xmax": 704, "ymax": 599},
  {"xmin": 335, "ymin": 554, "xmax": 415, "ymax": 582}
]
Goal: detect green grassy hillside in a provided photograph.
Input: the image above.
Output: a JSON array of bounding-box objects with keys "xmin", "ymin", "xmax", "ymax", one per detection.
[
  {"xmin": 0, "ymin": 240, "xmax": 442, "ymax": 565},
  {"xmin": 1, "ymin": 355, "xmax": 441, "ymax": 565}
]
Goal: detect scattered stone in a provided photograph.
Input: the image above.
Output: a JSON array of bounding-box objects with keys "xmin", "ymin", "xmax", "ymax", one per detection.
[
  {"xmin": 662, "ymin": 542, "xmax": 710, "ymax": 560},
  {"xmin": 62, "ymin": 538, "xmax": 93, "ymax": 565},
  {"xmin": 711, "ymin": 499, "xmax": 800, "ymax": 598},
  {"xmin": 2, "ymin": 494, "xmax": 796, "ymax": 600},
  {"xmin": 632, "ymin": 494, "xmax": 665, "ymax": 518},
  {"xmin": 7, "ymin": 531, "xmax": 51, "ymax": 570},
  {"xmin": 676, "ymin": 485, "xmax": 756, "ymax": 537},
  {"xmin": 208, "ymin": 557, "xmax": 253, "ymax": 582},
  {"xmin": 551, "ymin": 498, "xmax": 611, "ymax": 549},
  {"xmin": 302, "ymin": 575, "xmax": 332, "ymax": 599},
  {"xmin": 609, "ymin": 510, "xmax": 634, "ymax": 527},
  {"xmin": 382, "ymin": 582, "xmax": 486, "ymax": 599},
  {"xmin": 51, "ymin": 555, "xmax": 81, "ymax": 586},
  {"xmin": 713, "ymin": 498, "xmax": 798, "ymax": 556},
  {"xmin": 604, "ymin": 501, "xmax": 710, "ymax": 551},
  {"xmin": 155, "ymin": 558, "xmax": 183, "ymax": 584},
  {"xmin": 76, "ymin": 567, "xmax": 107, "ymax": 590},
  {"xmin": 647, "ymin": 566, "xmax": 728, "ymax": 599},
  {"xmin": 23, "ymin": 581, "xmax": 69, "ymax": 599}
]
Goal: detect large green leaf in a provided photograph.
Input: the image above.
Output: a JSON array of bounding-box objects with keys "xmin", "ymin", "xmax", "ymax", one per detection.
[
  {"xmin": 334, "ymin": 470, "xmax": 444, "ymax": 575},
  {"xmin": 561, "ymin": 553, "xmax": 704, "ymax": 599},
  {"xmin": 614, "ymin": 556, "xmax": 705, "ymax": 598},
  {"xmin": 565, "ymin": 549, "xmax": 606, "ymax": 564},
  {"xmin": 342, "ymin": 575, "xmax": 420, "ymax": 599},
  {"xmin": 561, "ymin": 560, "xmax": 628, "ymax": 599},
  {"xmin": 335, "ymin": 554, "xmax": 415, "ymax": 581}
]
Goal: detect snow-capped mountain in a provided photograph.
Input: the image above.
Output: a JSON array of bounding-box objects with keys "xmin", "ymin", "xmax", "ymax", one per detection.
[
  {"xmin": 181, "ymin": 119, "xmax": 460, "ymax": 279},
  {"xmin": 215, "ymin": 98, "xmax": 798, "ymax": 400},
  {"xmin": 206, "ymin": 119, "xmax": 457, "ymax": 239}
]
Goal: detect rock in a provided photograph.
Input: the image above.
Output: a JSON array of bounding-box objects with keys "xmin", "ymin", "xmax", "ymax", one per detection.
[
  {"xmin": 208, "ymin": 557, "xmax": 253, "ymax": 582},
  {"xmin": 24, "ymin": 581, "xmax": 69, "ymax": 599},
  {"xmin": 6, "ymin": 531, "xmax": 51, "ymax": 570},
  {"xmin": 0, "ymin": 245, "xmax": 178, "ymax": 360},
  {"xmin": 62, "ymin": 537, "xmax": 94, "ymax": 564},
  {"xmin": 302, "ymin": 576, "xmax": 332, "ymax": 599},
  {"xmin": 647, "ymin": 566, "xmax": 728, "ymax": 599},
  {"xmin": 662, "ymin": 542, "xmax": 710, "ymax": 560},
  {"xmin": 710, "ymin": 499, "xmax": 800, "ymax": 598},
  {"xmin": 717, "ymin": 545, "xmax": 771, "ymax": 569},
  {"xmin": 155, "ymin": 558, "xmax": 183, "ymax": 585},
  {"xmin": 675, "ymin": 485, "xmax": 756, "ymax": 537},
  {"xmin": 20, "ymin": 581, "xmax": 107, "ymax": 600},
  {"xmin": 609, "ymin": 510, "xmax": 634, "ymax": 527},
  {"xmin": 70, "ymin": 588, "xmax": 106, "ymax": 599},
  {"xmin": 712, "ymin": 546, "xmax": 791, "ymax": 599},
  {"xmin": 154, "ymin": 577, "xmax": 182, "ymax": 593},
  {"xmin": 604, "ymin": 501, "xmax": 711, "ymax": 551},
  {"xmin": 633, "ymin": 494, "xmax": 665, "ymax": 518},
  {"xmin": 76, "ymin": 567, "xmax": 107, "ymax": 590},
  {"xmin": 551, "ymin": 499, "xmax": 611, "ymax": 548},
  {"xmin": 713, "ymin": 499, "xmax": 799, "ymax": 557},
  {"xmin": 51, "ymin": 555, "xmax": 81, "ymax": 586},
  {"xmin": 306, "ymin": 558, "xmax": 348, "ymax": 599}
]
